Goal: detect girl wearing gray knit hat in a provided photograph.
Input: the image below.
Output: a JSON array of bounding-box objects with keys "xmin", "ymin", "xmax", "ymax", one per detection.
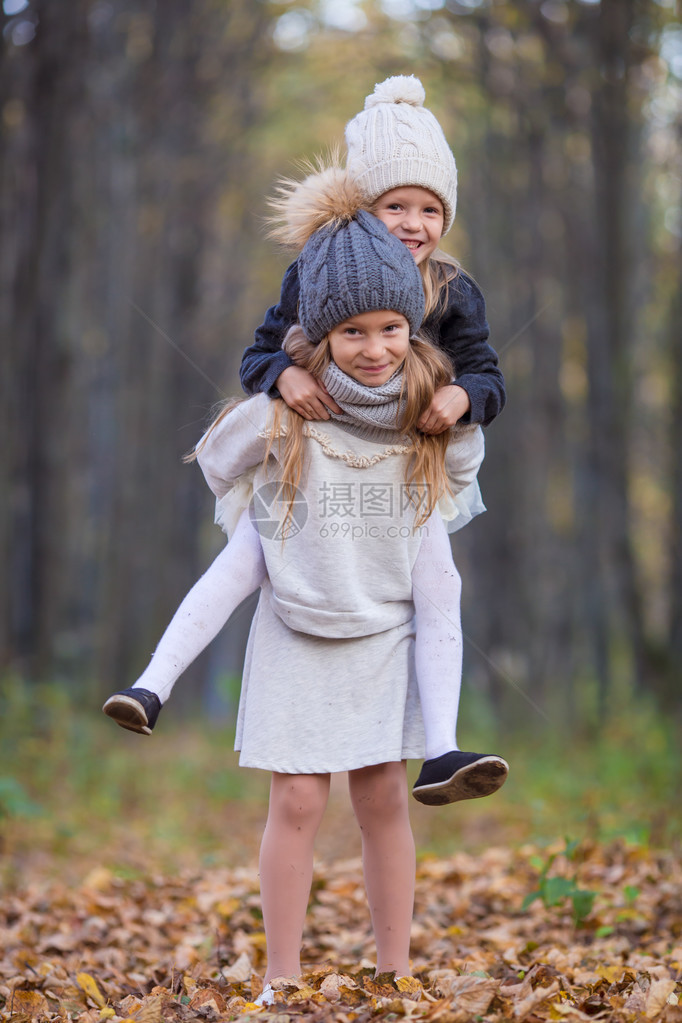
[
  {"xmin": 193, "ymin": 198, "xmax": 491, "ymax": 994},
  {"xmin": 102, "ymin": 185, "xmax": 505, "ymax": 995}
]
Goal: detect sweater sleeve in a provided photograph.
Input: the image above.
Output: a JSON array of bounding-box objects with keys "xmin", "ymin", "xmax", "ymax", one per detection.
[
  {"xmin": 445, "ymin": 425, "xmax": 485, "ymax": 495},
  {"xmin": 425, "ymin": 271, "xmax": 506, "ymax": 427},
  {"xmin": 196, "ymin": 393, "xmax": 272, "ymax": 499},
  {"xmin": 239, "ymin": 260, "xmax": 301, "ymax": 397}
]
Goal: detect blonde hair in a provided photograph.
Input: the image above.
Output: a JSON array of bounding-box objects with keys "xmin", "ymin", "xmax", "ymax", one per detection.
[
  {"xmin": 420, "ymin": 249, "xmax": 461, "ymax": 321},
  {"xmin": 190, "ymin": 328, "xmax": 454, "ymax": 530},
  {"xmin": 262, "ymin": 326, "xmax": 454, "ymax": 530}
]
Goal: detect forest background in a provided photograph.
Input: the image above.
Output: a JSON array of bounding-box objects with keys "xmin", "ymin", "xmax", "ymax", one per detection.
[{"xmin": 0, "ymin": 0, "xmax": 681, "ymax": 873}]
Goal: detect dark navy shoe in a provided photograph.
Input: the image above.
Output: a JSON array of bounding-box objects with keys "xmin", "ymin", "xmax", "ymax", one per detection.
[
  {"xmin": 102, "ymin": 687, "xmax": 161, "ymax": 735},
  {"xmin": 412, "ymin": 751, "xmax": 509, "ymax": 805}
]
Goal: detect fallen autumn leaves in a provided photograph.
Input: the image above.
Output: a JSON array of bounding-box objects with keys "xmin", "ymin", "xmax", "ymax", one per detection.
[{"xmin": 1, "ymin": 841, "xmax": 681, "ymax": 1022}]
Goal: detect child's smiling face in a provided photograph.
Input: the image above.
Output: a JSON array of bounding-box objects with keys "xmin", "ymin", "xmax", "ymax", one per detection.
[
  {"xmin": 328, "ymin": 310, "xmax": 410, "ymax": 387},
  {"xmin": 372, "ymin": 186, "xmax": 444, "ymax": 265}
]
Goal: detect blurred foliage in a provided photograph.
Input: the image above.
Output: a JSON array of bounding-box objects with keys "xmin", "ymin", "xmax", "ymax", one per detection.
[
  {"xmin": 2, "ymin": 1, "xmax": 682, "ymax": 773},
  {"xmin": 0, "ymin": 675, "xmax": 678, "ymax": 884}
]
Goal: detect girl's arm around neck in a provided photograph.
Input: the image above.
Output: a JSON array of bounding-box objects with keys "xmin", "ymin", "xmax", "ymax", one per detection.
[
  {"xmin": 428, "ymin": 271, "xmax": 505, "ymax": 428},
  {"xmin": 239, "ymin": 261, "xmax": 300, "ymax": 397},
  {"xmin": 444, "ymin": 424, "xmax": 485, "ymax": 496},
  {"xmin": 196, "ymin": 393, "xmax": 272, "ymax": 499}
]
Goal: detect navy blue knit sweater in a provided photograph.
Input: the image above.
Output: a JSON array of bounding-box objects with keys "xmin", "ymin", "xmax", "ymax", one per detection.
[{"xmin": 240, "ymin": 259, "xmax": 505, "ymax": 427}]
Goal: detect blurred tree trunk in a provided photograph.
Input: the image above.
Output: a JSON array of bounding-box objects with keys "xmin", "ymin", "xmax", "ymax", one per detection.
[
  {"xmin": 459, "ymin": 6, "xmax": 581, "ymax": 722},
  {"xmin": 0, "ymin": 1, "xmax": 91, "ymax": 678},
  {"xmin": 0, "ymin": 0, "xmax": 676, "ymax": 717},
  {"xmin": 586, "ymin": 0, "xmax": 647, "ymax": 702},
  {"xmin": 0, "ymin": 0, "xmax": 274, "ymax": 687},
  {"xmin": 440, "ymin": 0, "xmax": 654, "ymax": 722},
  {"xmin": 668, "ymin": 120, "xmax": 682, "ymax": 687}
]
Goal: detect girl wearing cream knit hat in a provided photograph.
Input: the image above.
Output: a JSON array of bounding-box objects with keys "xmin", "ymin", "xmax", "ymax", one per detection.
[
  {"xmin": 345, "ymin": 74, "xmax": 458, "ymax": 235},
  {"xmin": 243, "ymin": 75, "xmax": 503, "ymax": 434}
]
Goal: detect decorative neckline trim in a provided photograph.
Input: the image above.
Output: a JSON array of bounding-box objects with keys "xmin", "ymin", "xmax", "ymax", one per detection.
[{"xmin": 303, "ymin": 424, "xmax": 411, "ymax": 468}]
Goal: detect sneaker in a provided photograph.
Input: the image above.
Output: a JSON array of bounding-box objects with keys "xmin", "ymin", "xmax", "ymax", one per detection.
[
  {"xmin": 254, "ymin": 984, "xmax": 275, "ymax": 1007},
  {"xmin": 102, "ymin": 688, "xmax": 161, "ymax": 735},
  {"xmin": 412, "ymin": 750, "xmax": 508, "ymax": 805}
]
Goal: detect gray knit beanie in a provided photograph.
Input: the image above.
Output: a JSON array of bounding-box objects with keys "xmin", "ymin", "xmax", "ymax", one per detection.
[
  {"xmin": 345, "ymin": 75, "xmax": 458, "ymax": 234},
  {"xmin": 297, "ymin": 208, "xmax": 425, "ymax": 345}
]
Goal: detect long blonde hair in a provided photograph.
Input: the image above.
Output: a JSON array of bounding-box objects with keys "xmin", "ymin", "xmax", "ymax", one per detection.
[
  {"xmin": 232, "ymin": 327, "xmax": 456, "ymax": 531},
  {"xmin": 190, "ymin": 328, "xmax": 456, "ymax": 530}
]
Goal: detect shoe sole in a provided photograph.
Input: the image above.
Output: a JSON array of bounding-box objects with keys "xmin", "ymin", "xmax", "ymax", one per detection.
[
  {"xmin": 413, "ymin": 756, "xmax": 509, "ymax": 806},
  {"xmin": 102, "ymin": 695, "xmax": 152, "ymax": 735}
]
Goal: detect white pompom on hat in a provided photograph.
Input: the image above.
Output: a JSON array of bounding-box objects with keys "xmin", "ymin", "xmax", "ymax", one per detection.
[{"xmin": 345, "ymin": 75, "xmax": 458, "ymax": 235}]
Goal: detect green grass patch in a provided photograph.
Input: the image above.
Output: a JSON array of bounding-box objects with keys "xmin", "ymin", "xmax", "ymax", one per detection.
[{"xmin": 1, "ymin": 675, "xmax": 679, "ymax": 883}]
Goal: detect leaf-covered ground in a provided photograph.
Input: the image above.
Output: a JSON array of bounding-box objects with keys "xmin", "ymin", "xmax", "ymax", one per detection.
[{"xmin": 2, "ymin": 839, "xmax": 681, "ymax": 1023}]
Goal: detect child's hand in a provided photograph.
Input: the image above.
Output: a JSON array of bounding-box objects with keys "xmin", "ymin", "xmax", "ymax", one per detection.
[
  {"xmin": 418, "ymin": 384, "xmax": 471, "ymax": 434},
  {"xmin": 276, "ymin": 366, "xmax": 342, "ymax": 420}
]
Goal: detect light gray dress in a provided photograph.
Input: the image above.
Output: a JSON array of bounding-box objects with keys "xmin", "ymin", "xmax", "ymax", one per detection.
[{"xmin": 197, "ymin": 392, "xmax": 484, "ymax": 774}]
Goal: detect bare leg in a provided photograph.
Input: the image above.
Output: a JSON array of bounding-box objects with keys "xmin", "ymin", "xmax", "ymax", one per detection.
[
  {"xmin": 412, "ymin": 514, "xmax": 462, "ymax": 759},
  {"xmin": 132, "ymin": 509, "xmax": 266, "ymax": 703},
  {"xmin": 348, "ymin": 762, "xmax": 414, "ymax": 977},
  {"xmin": 259, "ymin": 772, "xmax": 331, "ymax": 982}
]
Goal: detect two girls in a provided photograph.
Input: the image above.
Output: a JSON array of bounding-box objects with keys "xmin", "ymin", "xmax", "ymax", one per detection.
[{"xmin": 104, "ymin": 76, "xmax": 508, "ymax": 806}]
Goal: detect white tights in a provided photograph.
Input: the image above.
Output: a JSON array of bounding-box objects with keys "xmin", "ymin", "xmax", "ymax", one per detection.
[
  {"xmin": 132, "ymin": 510, "xmax": 266, "ymax": 703},
  {"xmin": 411, "ymin": 513, "xmax": 463, "ymax": 759},
  {"xmin": 133, "ymin": 509, "xmax": 463, "ymax": 757}
]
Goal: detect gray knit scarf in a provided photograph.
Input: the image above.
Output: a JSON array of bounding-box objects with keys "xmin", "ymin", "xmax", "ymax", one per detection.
[{"xmin": 322, "ymin": 361, "xmax": 407, "ymax": 434}]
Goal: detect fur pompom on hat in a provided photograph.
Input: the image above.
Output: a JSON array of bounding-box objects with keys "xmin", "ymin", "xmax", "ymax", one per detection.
[
  {"xmin": 344, "ymin": 75, "xmax": 457, "ymax": 234},
  {"xmin": 268, "ymin": 163, "xmax": 425, "ymax": 344},
  {"xmin": 268, "ymin": 161, "xmax": 366, "ymax": 250}
]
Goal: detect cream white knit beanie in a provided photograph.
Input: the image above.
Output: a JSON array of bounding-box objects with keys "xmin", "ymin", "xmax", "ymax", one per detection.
[{"xmin": 345, "ymin": 75, "xmax": 458, "ymax": 235}]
